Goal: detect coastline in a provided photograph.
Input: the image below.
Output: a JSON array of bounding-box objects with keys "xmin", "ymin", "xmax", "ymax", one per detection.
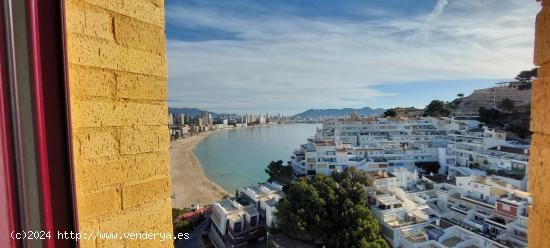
[{"xmin": 170, "ymin": 132, "xmax": 229, "ymax": 209}]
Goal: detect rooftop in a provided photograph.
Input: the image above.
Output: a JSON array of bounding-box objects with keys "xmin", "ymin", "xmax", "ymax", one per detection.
[
  {"xmin": 441, "ymin": 237, "xmax": 463, "ymax": 247},
  {"xmin": 367, "ymin": 170, "xmax": 395, "ymax": 179},
  {"xmin": 424, "ymin": 174, "xmax": 456, "ymax": 185},
  {"xmin": 488, "ymin": 146, "xmax": 529, "ymax": 155},
  {"xmin": 219, "ymin": 198, "xmax": 240, "ymax": 212},
  {"xmin": 315, "ymin": 140, "xmax": 336, "ymax": 146}
]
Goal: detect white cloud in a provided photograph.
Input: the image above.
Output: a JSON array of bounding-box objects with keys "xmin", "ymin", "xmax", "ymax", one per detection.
[{"xmin": 166, "ymin": 0, "xmax": 539, "ymax": 114}]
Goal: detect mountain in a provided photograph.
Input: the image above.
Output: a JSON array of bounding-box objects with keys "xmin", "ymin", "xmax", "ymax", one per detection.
[
  {"xmin": 168, "ymin": 107, "xmax": 212, "ymax": 117},
  {"xmin": 293, "ymin": 107, "xmax": 385, "ymax": 119},
  {"xmin": 168, "ymin": 107, "xmax": 241, "ymax": 119}
]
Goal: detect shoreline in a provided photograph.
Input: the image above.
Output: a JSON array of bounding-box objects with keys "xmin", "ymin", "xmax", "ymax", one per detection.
[{"xmin": 170, "ymin": 132, "xmax": 229, "ymax": 209}]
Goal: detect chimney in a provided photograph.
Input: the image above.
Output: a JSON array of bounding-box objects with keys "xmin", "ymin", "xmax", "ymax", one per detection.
[
  {"xmin": 524, "ymin": 149, "xmax": 529, "ymax": 155},
  {"xmin": 436, "ymin": 219, "xmax": 440, "ymax": 227},
  {"xmin": 447, "ymin": 175, "xmax": 451, "ymax": 181},
  {"xmin": 497, "ymin": 146, "xmax": 501, "ymax": 151}
]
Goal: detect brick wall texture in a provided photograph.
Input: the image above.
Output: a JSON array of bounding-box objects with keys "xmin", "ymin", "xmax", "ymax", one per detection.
[
  {"xmin": 64, "ymin": 0, "xmax": 173, "ymax": 247},
  {"xmin": 530, "ymin": 1, "xmax": 550, "ymax": 247}
]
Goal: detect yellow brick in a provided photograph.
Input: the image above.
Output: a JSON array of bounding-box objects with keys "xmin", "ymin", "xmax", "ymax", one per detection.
[
  {"xmin": 81, "ymin": 0, "xmax": 165, "ymax": 27},
  {"xmin": 98, "ymin": 198, "xmax": 172, "ymax": 234},
  {"xmin": 73, "ymin": 98, "xmax": 167, "ymax": 128},
  {"xmin": 69, "ymin": 65, "xmax": 115, "ymax": 97},
  {"xmin": 121, "ymin": 101, "xmax": 167, "ymax": 126},
  {"xmin": 78, "ymin": 219, "xmax": 99, "ymax": 248},
  {"xmin": 77, "ymin": 187, "xmax": 121, "ymax": 219},
  {"xmin": 73, "ymin": 99, "xmax": 120, "ymax": 128},
  {"xmin": 119, "ymin": 128, "xmax": 168, "ymax": 155},
  {"xmin": 530, "ymin": 135, "xmax": 550, "ymax": 214},
  {"xmin": 535, "ymin": 5, "xmax": 550, "ymax": 66},
  {"xmin": 76, "ymin": 156, "xmax": 134, "ymax": 191},
  {"xmin": 116, "ymin": 72, "xmax": 167, "ymax": 100},
  {"xmin": 78, "ymin": 129, "xmax": 119, "ymax": 159},
  {"xmin": 126, "ymin": 238, "xmax": 173, "ymax": 248},
  {"xmin": 122, "ymin": 176, "xmax": 171, "ymax": 209},
  {"xmin": 67, "ymin": 34, "xmax": 166, "ymax": 77},
  {"xmin": 539, "ymin": 63, "xmax": 550, "ymax": 79},
  {"xmin": 84, "ymin": 7, "xmax": 114, "ymax": 41},
  {"xmin": 65, "ymin": 0, "xmax": 172, "ymax": 245},
  {"xmin": 134, "ymin": 152, "xmax": 170, "ymax": 177},
  {"xmin": 114, "ymin": 15, "xmax": 166, "ymax": 54},
  {"xmin": 66, "ymin": 0, "xmax": 86, "ymax": 34},
  {"xmin": 529, "ymin": 208, "xmax": 544, "ymax": 248},
  {"xmin": 77, "ymin": 152, "xmax": 169, "ymax": 191},
  {"xmin": 149, "ymin": 0, "xmax": 164, "ymax": 8},
  {"xmin": 531, "ymin": 79, "xmax": 550, "ymax": 134}
]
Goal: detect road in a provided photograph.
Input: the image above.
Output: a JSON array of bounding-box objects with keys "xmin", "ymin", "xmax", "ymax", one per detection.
[{"xmin": 176, "ymin": 219, "xmax": 211, "ymax": 248}]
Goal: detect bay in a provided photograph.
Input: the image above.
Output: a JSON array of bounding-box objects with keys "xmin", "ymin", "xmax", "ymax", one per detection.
[{"xmin": 193, "ymin": 124, "xmax": 320, "ymax": 192}]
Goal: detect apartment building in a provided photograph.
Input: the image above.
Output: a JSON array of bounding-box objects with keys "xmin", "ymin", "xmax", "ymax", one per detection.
[
  {"xmin": 207, "ymin": 182, "xmax": 283, "ymax": 248},
  {"xmin": 291, "ymin": 116, "xmax": 530, "ymax": 191},
  {"xmin": 442, "ymin": 127, "xmax": 529, "ymax": 190},
  {"xmin": 209, "ymin": 198, "xmax": 266, "ymax": 248},
  {"xmin": 291, "ymin": 116, "xmax": 462, "ymax": 176},
  {"xmin": 366, "ymin": 169, "xmax": 530, "ymax": 247},
  {"xmin": 240, "ymin": 182, "xmax": 284, "ymax": 228}
]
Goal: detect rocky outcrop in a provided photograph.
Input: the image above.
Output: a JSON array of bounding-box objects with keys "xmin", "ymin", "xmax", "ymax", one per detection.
[{"xmin": 453, "ymin": 82, "xmax": 531, "ymax": 115}]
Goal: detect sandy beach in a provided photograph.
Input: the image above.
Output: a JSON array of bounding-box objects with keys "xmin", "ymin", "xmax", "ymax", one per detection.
[{"xmin": 170, "ymin": 132, "xmax": 228, "ymax": 209}]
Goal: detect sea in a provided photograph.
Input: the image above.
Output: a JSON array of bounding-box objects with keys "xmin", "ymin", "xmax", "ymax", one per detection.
[{"xmin": 193, "ymin": 123, "xmax": 320, "ymax": 192}]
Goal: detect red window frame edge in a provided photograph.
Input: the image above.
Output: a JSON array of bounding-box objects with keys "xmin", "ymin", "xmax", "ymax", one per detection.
[
  {"xmin": 1, "ymin": 0, "xmax": 78, "ymax": 247},
  {"xmin": 28, "ymin": 0, "xmax": 79, "ymax": 246},
  {"xmin": 0, "ymin": 1, "xmax": 20, "ymax": 247}
]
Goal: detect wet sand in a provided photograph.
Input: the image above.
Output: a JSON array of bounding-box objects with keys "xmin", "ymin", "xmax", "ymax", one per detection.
[{"xmin": 170, "ymin": 132, "xmax": 228, "ymax": 209}]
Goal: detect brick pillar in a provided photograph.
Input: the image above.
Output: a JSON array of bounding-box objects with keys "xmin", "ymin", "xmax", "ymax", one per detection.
[
  {"xmin": 530, "ymin": 1, "xmax": 550, "ymax": 247},
  {"xmin": 64, "ymin": 0, "xmax": 172, "ymax": 247}
]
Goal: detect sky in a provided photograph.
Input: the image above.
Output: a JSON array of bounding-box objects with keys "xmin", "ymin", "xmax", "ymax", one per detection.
[{"xmin": 165, "ymin": 0, "xmax": 540, "ymax": 115}]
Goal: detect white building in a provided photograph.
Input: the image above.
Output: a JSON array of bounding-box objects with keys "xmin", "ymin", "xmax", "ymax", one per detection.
[
  {"xmin": 240, "ymin": 182, "xmax": 284, "ymax": 228},
  {"xmin": 209, "ymin": 198, "xmax": 265, "ymax": 248},
  {"xmin": 364, "ymin": 168, "xmax": 530, "ymax": 248},
  {"xmin": 291, "ymin": 116, "xmax": 462, "ymax": 175},
  {"xmin": 291, "ymin": 116, "xmax": 529, "ymax": 190}
]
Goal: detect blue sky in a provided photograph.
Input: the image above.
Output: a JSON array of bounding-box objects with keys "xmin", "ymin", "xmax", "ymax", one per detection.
[{"xmin": 165, "ymin": 0, "xmax": 539, "ymax": 115}]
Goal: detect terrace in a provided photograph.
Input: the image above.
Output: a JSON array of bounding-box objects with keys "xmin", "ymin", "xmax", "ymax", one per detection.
[
  {"xmin": 402, "ymin": 229, "xmax": 429, "ymax": 244},
  {"xmin": 486, "ymin": 216, "xmax": 513, "ymax": 229}
]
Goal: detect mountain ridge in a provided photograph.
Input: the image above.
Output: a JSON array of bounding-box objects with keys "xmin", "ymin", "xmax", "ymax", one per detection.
[{"xmin": 292, "ymin": 107, "xmax": 385, "ymax": 119}]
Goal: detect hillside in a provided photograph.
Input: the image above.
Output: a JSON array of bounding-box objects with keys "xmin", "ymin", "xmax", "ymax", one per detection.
[
  {"xmin": 450, "ymin": 82, "xmax": 531, "ymax": 116},
  {"xmin": 168, "ymin": 107, "xmax": 241, "ymax": 119},
  {"xmin": 168, "ymin": 107, "xmax": 212, "ymax": 117},
  {"xmin": 293, "ymin": 107, "xmax": 385, "ymax": 119}
]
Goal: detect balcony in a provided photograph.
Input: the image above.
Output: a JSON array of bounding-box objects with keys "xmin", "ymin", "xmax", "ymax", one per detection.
[
  {"xmin": 226, "ymin": 219, "xmax": 267, "ymax": 245},
  {"xmin": 402, "ymin": 229, "xmax": 429, "ymax": 244},
  {"xmin": 485, "ymin": 216, "xmax": 511, "ymax": 229},
  {"xmin": 450, "ymin": 204, "xmax": 471, "ymax": 215}
]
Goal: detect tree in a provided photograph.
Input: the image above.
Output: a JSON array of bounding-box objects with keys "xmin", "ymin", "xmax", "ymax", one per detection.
[
  {"xmin": 478, "ymin": 107, "xmax": 501, "ymax": 124},
  {"xmin": 515, "ymin": 68, "xmax": 538, "ymax": 84},
  {"xmin": 275, "ymin": 178, "xmax": 325, "ymax": 242},
  {"xmin": 265, "ymin": 160, "xmax": 293, "ymax": 184},
  {"xmin": 498, "ymin": 98, "xmax": 515, "ymax": 112},
  {"xmin": 173, "ymin": 219, "xmax": 193, "ymax": 235},
  {"xmin": 276, "ymin": 168, "xmax": 388, "ymax": 248},
  {"xmin": 172, "ymin": 208, "xmax": 193, "ymax": 236},
  {"xmin": 383, "ymin": 109, "xmax": 397, "ymax": 117},
  {"xmin": 172, "ymin": 208, "xmax": 186, "ymax": 220},
  {"xmin": 423, "ymin": 100, "xmax": 451, "ymax": 117}
]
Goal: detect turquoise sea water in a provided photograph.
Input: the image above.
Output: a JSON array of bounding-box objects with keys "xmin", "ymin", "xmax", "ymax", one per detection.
[{"xmin": 193, "ymin": 124, "xmax": 320, "ymax": 192}]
